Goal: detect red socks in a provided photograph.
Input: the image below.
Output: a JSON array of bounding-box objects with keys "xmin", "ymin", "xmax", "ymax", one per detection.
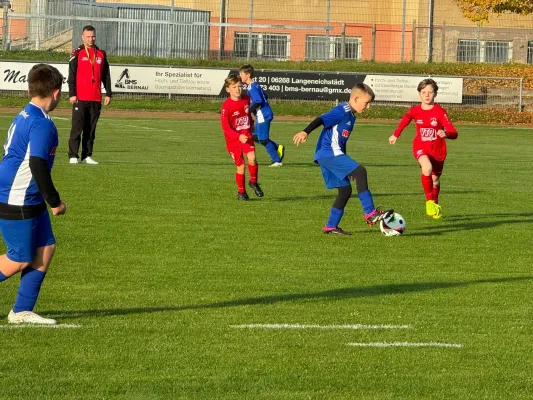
[
  {"xmin": 235, "ymin": 173, "xmax": 245, "ymax": 193},
  {"xmin": 248, "ymin": 164, "xmax": 258, "ymax": 184},
  {"xmin": 432, "ymin": 184, "xmax": 440, "ymax": 204},
  {"xmin": 421, "ymin": 174, "xmax": 433, "ymax": 201}
]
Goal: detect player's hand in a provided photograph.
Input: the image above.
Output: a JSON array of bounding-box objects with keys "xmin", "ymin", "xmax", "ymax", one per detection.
[
  {"xmin": 238, "ymin": 134, "xmax": 248, "ymax": 144},
  {"xmin": 52, "ymin": 201, "xmax": 67, "ymax": 216},
  {"xmin": 388, "ymin": 135, "xmax": 398, "ymax": 145},
  {"xmin": 69, "ymin": 96, "xmax": 77, "ymax": 104},
  {"xmin": 293, "ymin": 131, "xmax": 308, "ymax": 146},
  {"xmin": 437, "ymin": 129, "xmax": 447, "ymax": 138},
  {"xmin": 104, "ymin": 96, "xmax": 111, "ymax": 106}
]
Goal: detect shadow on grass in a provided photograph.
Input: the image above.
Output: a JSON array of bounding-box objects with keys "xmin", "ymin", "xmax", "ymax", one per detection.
[
  {"xmin": 46, "ymin": 276, "xmax": 533, "ymax": 320},
  {"xmin": 406, "ymin": 212, "xmax": 533, "ymax": 236},
  {"xmin": 274, "ymin": 190, "xmax": 482, "ymax": 202}
]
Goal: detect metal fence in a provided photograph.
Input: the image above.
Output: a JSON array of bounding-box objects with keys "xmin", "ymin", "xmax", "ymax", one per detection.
[{"xmin": 2, "ymin": 0, "xmax": 533, "ymax": 63}]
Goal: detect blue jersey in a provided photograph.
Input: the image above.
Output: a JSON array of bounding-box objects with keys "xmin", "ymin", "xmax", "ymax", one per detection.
[
  {"xmin": 247, "ymin": 81, "xmax": 273, "ymax": 123},
  {"xmin": 0, "ymin": 103, "xmax": 58, "ymax": 207},
  {"xmin": 314, "ymin": 103, "xmax": 356, "ymax": 161}
]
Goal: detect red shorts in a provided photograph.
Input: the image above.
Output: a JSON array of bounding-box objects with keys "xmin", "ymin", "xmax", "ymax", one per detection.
[
  {"xmin": 227, "ymin": 138, "xmax": 255, "ymax": 166},
  {"xmin": 413, "ymin": 148, "xmax": 445, "ymax": 176}
]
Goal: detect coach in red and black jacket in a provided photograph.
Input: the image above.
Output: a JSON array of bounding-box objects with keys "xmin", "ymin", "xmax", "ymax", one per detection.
[{"xmin": 67, "ymin": 25, "xmax": 112, "ymax": 165}]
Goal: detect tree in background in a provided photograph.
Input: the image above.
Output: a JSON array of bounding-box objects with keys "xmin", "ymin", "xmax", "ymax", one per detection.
[{"xmin": 454, "ymin": 0, "xmax": 533, "ymax": 23}]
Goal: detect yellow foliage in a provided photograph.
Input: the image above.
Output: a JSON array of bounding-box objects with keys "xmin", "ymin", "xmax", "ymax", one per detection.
[{"xmin": 453, "ymin": 0, "xmax": 533, "ymax": 23}]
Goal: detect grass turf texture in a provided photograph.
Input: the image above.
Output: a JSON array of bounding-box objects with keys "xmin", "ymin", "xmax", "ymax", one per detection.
[{"xmin": 0, "ymin": 113, "xmax": 532, "ymax": 399}]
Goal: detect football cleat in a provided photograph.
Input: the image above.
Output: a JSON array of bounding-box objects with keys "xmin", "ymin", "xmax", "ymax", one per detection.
[
  {"xmin": 323, "ymin": 226, "xmax": 352, "ymax": 235},
  {"xmin": 8, "ymin": 310, "xmax": 57, "ymax": 325},
  {"xmin": 237, "ymin": 192, "xmax": 249, "ymax": 201},
  {"xmin": 269, "ymin": 162, "xmax": 283, "ymax": 167},
  {"xmin": 432, "ymin": 203, "xmax": 442, "ymax": 219},
  {"xmin": 277, "ymin": 144, "xmax": 286, "ymax": 162},
  {"xmin": 248, "ymin": 181, "xmax": 264, "ymax": 197},
  {"xmin": 365, "ymin": 208, "xmax": 394, "ymax": 226},
  {"xmin": 426, "ymin": 200, "xmax": 437, "ymax": 217}
]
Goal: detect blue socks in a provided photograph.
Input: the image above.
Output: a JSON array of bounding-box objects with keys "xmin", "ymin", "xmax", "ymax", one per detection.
[
  {"xmin": 13, "ymin": 267, "xmax": 46, "ymax": 312},
  {"xmin": 358, "ymin": 190, "xmax": 375, "ymax": 215},
  {"xmin": 0, "ymin": 271, "xmax": 7, "ymax": 282},
  {"xmin": 326, "ymin": 207, "xmax": 344, "ymax": 229},
  {"xmin": 264, "ymin": 140, "xmax": 281, "ymax": 163}
]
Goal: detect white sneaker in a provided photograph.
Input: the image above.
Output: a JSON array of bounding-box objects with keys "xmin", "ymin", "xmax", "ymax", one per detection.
[
  {"xmin": 269, "ymin": 162, "xmax": 283, "ymax": 167},
  {"xmin": 81, "ymin": 157, "xmax": 99, "ymax": 165},
  {"xmin": 69, "ymin": 157, "xmax": 78, "ymax": 164},
  {"xmin": 8, "ymin": 310, "xmax": 57, "ymax": 325}
]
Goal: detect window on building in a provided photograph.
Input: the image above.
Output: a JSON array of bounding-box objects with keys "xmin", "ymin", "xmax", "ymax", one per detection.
[
  {"xmin": 306, "ymin": 35, "xmax": 362, "ymax": 61},
  {"xmin": 234, "ymin": 33, "xmax": 290, "ymax": 60},
  {"xmin": 457, "ymin": 39, "xmax": 512, "ymax": 63},
  {"xmin": 527, "ymin": 41, "xmax": 533, "ymax": 64}
]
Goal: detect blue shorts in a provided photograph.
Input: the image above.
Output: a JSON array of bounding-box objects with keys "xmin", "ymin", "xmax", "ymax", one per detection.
[
  {"xmin": 0, "ymin": 211, "xmax": 55, "ymax": 262},
  {"xmin": 317, "ymin": 155, "xmax": 360, "ymax": 189},
  {"xmin": 254, "ymin": 119, "xmax": 272, "ymax": 141}
]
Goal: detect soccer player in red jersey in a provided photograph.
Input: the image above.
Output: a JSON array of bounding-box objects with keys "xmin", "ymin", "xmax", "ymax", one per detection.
[
  {"xmin": 389, "ymin": 78, "xmax": 458, "ymax": 219},
  {"xmin": 221, "ymin": 75, "xmax": 263, "ymax": 200}
]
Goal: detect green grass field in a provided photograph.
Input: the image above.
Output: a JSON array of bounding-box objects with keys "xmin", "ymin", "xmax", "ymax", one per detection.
[{"xmin": 0, "ymin": 112, "xmax": 532, "ymax": 399}]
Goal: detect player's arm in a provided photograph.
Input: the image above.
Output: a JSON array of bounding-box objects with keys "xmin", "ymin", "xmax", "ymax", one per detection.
[
  {"xmin": 248, "ymin": 84, "xmax": 263, "ymax": 114},
  {"xmin": 220, "ymin": 106, "xmax": 243, "ymax": 141},
  {"xmin": 389, "ymin": 110, "xmax": 414, "ymax": 144},
  {"xmin": 102, "ymin": 51, "xmax": 112, "ymax": 102},
  {"xmin": 28, "ymin": 121, "xmax": 65, "ymax": 215},
  {"xmin": 293, "ymin": 116, "xmax": 323, "ymax": 146},
  {"xmin": 439, "ymin": 109, "xmax": 458, "ymax": 139},
  {"xmin": 68, "ymin": 49, "xmax": 79, "ymax": 100}
]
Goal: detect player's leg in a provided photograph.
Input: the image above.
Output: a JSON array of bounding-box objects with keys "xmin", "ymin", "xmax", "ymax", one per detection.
[
  {"xmin": 431, "ymin": 159, "xmax": 444, "ymax": 219},
  {"xmin": 245, "ymin": 149, "xmax": 264, "ymax": 198},
  {"xmin": 417, "ymin": 153, "xmax": 436, "ymax": 216},
  {"xmin": 81, "ymin": 101, "xmax": 101, "ymax": 164},
  {"xmin": 10, "ymin": 211, "xmax": 57, "ymax": 324},
  {"xmin": 346, "ymin": 163, "xmax": 393, "ymax": 225},
  {"xmin": 318, "ymin": 157, "xmax": 353, "ymax": 235},
  {"xmin": 256, "ymin": 120, "xmax": 282, "ymax": 165},
  {"xmin": 0, "ymin": 219, "xmax": 33, "ymax": 281},
  {"xmin": 228, "ymin": 144, "xmax": 248, "ymax": 200},
  {"xmin": 68, "ymin": 100, "xmax": 86, "ymax": 163}
]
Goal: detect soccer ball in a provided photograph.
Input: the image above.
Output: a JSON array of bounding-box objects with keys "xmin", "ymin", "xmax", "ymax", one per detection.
[{"xmin": 380, "ymin": 212, "xmax": 406, "ymax": 236}]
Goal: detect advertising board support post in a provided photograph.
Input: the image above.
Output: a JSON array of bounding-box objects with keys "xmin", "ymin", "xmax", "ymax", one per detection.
[{"xmin": 1, "ymin": 0, "xmax": 10, "ymax": 50}]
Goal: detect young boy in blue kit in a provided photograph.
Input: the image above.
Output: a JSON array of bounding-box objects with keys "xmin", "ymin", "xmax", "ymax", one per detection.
[
  {"xmin": 293, "ymin": 83, "xmax": 393, "ymax": 235},
  {"xmin": 239, "ymin": 64, "xmax": 285, "ymax": 167},
  {"xmin": 0, "ymin": 64, "xmax": 67, "ymax": 324}
]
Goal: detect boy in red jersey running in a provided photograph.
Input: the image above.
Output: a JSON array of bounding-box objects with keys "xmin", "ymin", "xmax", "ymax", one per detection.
[
  {"xmin": 221, "ymin": 75, "xmax": 263, "ymax": 200},
  {"xmin": 389, "ymin": 78, "xmax": 458, "ymax": 219}
]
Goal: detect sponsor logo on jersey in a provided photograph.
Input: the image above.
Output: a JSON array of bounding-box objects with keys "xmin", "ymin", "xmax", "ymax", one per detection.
[
  {"xmin": 342, "ymin": 129, "xmax": 350, "ymax": 138},
  {"xmin": 416, "ymin": 119, "xmax": 424, "ymax": 124},
  {"xmin": 420, "ymin": 128, "xmax": 436, "ymax": 140}
]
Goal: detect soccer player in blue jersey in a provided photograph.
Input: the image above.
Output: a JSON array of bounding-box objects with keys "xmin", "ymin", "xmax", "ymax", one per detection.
[
  {"xmin": 293, "ymin": 83, "xmax": 393, "ymax": 235},
  {"xmin": 239, "ymin": 64, "xmax": 285, "ymax": 167},
  {"xmin": 0, "ymin": 64, "xmax": 67, "ymax": 324}
]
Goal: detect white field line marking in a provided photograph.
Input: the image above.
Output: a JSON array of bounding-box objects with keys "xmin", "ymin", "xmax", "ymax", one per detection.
[
  {"xmin": 0, "ymin": 324, "xmax": 82, "ymax": 329},
  {"xmin": 348, "ymin": 342, "xmax": 462, "ymax": 348},
  {"xmin": 52, "ymin": 117, "xmax": 69, "ymax": 120},
  {"xmin": 231, "ymin": 324, "xmax": 411, "ymax": 330},
  {"xmin": 107, "ymin": 122, "xmax": 174, "ymax": 132}
]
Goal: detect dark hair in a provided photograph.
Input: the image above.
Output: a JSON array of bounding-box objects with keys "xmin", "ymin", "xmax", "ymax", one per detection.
[
  {"xmin": 417, "ymin": 78, "xmax": 438, "ymax": 94},
  {"xmin": 239, "ymin": 64, "xmax": 254, "ymax": 77},
  {"xmin": 82, "ymin": 25, "xmax": 96, "ymax": 33},
  {"xmin": 224, "ymin": 74, "xmax": 241, "ymax": 87},
  {"xmin": 28, "ymin": 64, "xmax": 63, "ymax": 98},
  {"xmin": 353, "ymin": 82, "xmax": 375, "ymax": 101}
]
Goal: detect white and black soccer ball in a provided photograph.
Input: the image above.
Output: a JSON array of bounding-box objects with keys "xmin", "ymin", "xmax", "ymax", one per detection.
[{"xmin": 380, "ymin": 212, "xmax": 406, "ymax": 236}]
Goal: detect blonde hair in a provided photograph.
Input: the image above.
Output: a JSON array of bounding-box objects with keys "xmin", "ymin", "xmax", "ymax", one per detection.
[{"xmin": 224, "ymin": 74, "xmax": 241, "ymax": 87}]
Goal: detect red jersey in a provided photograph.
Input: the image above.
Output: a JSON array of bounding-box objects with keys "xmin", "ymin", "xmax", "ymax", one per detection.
[
  {"xmin": 393, "ymin": 104, "xmax": 458, "ymax": 161},
  {"xmin": 68, "ymin": 45, "xmax": 112, "ymax": 102},
  {"xmin": 221, "ymin": 94, "xmax": 253, "ymax": 143}
]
